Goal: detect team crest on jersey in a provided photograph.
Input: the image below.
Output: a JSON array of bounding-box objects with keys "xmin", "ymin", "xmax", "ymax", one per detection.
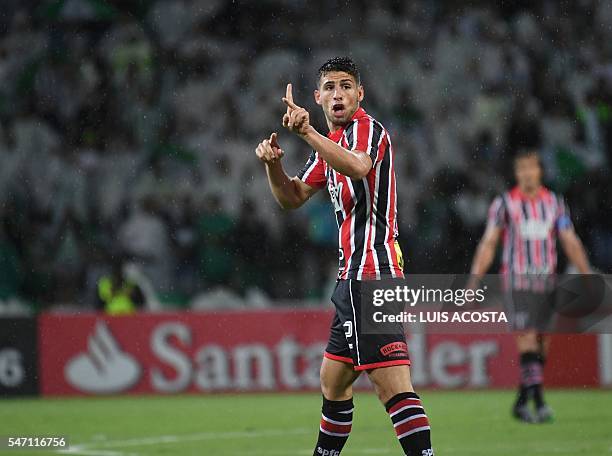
[{"xmin": 328, "ymin": 181, "xmax": 344, "ymax": 212}]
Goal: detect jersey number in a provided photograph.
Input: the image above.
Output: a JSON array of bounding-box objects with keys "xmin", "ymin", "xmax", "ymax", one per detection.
[{"xmin": 343, "ymin": 321, "xmax": 353, "ymax": 339}]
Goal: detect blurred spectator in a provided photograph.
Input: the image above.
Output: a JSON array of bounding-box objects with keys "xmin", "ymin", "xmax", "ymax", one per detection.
[
  {"xmin": 0, "ymin": 0, "xmax": 610, "ymax": 310},
  {"xmin": 97, "ymin": 255, "xmax": 145, "ymax": 315}
]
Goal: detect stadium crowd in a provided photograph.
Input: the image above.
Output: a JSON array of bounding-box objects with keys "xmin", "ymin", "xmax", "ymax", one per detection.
[{"xmin": 0, "ymin": 0, "xmax": 611, "ymax": 311}]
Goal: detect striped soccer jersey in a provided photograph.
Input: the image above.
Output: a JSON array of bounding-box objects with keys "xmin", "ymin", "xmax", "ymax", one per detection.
[
  {"xmin": 297, "ymin": 107, "xmax": 404, "ymax": 280},
  {"xmin": 487, "ymin": 186, "xmax": 573, "ymax": 281}
]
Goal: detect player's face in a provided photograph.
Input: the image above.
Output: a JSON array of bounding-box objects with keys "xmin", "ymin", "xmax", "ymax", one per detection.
[
  {"xmin": 314, "ymin": 71, "xmax": 364, "ymax": 128},
  {"xmin": 514, "ymin": 155, "xmax": 542, "ymax": 192}
]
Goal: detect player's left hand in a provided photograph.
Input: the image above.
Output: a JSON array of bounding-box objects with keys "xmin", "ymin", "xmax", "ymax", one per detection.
[
  {"xmin": 255, "ymin": 132, "xmax": 284, "ymax": 164},
  {"xmin": 282, "ymin": 83, "xmax": 310, "ymax": 137}
]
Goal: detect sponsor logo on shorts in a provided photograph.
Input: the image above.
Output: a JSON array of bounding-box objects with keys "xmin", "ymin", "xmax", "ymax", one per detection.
[
  {"xmin": 379, "ymin": 342, "xmax": 408, "ymax": 357},
  {"xmin": 422, "ymin": 449, "xmax": 434, "ymax": 456}
]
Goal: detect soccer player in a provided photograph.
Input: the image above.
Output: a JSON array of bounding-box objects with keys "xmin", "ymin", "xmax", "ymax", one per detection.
[
  {"xmin": 469, "ymin": 149, "xmax": 591, "ymax": 423},
  {"xmin": 256, "ymin": 57, "xmax": 434, "ymax": 456}
]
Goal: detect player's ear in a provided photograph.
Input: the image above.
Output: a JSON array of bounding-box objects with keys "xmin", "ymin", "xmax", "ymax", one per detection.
[
  {"xmin": 358, "ymin": 85, "xmax": 364, "ymax": 102},
  {"xmin": 314, "ymin": 89, "xmax": 322, "ymax": 105}
]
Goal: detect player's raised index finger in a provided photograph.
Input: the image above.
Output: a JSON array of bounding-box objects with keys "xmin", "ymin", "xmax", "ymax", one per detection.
[{"xmin": 283, "ymin": 84, "xmax": 300, "ymax": 109}]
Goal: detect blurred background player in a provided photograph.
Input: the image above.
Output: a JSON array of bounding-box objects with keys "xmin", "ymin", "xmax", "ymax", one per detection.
[
  {"xmin": 256, "ymin": 57, "xmax": 434, "ymax": 456},
  {"xmin": 469, "ymin": 149, "xmax": 591, "ymax": 423}
]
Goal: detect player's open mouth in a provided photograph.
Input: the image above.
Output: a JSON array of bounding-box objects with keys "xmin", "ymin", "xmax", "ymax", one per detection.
[{"xmin": 332, "ymin": 103, "xmax": 345, "ymax": 116}]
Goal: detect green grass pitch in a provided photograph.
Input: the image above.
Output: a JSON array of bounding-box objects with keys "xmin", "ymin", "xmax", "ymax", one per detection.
[{"xmin": 1, "ymin": 390, "xmax": 611, "ymax": 455}]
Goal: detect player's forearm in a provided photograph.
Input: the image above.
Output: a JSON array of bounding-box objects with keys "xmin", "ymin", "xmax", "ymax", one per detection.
[
  {"xmin": 301, "ymin": 126, "xmax": 370, "ymax": 179},
  {"xmin": 265, "ymin": 161, "xmax": 304, "ymax": 210},
  {"xmin": 470, "ymin": 243, "xmax": 495, "ymax": 277},
  {"xmin": 563, "ymin": 238, "xmax": 590, "ymax": 273}
]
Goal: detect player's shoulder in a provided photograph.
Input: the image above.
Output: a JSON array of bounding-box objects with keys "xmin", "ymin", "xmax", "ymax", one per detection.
[
  {"xmin": 489, "ymin": 193, "xmax": 508, "ymax": 214},
  {"xmin": 539, "ymin": 186, "xmax": 564, "ymax": 204},
  {"xmin": 506, "ymin": 186, "xmax": 521, "ymax": 200},
  {"xmin": 347, "ymin": 108, "xmax": 386, "ymax": 133},
  {"xmin": 307, "ymin": 148, "xmax": 325, "ymax": 164},
  {"xmin": 492, "ymin": 188, "xmax": 512, "ymax": 205}
]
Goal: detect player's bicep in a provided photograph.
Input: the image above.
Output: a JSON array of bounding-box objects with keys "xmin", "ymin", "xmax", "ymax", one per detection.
[
  {"xmin": 558, "ymin": 225, "xmax": 578, "ymax": 247},
  {"xmin": 486, "ymin": 196, "xmax": 507, "ymax": 228},
  {"xmin": 349, "ymin": 118, "xmax": 384, "ymax": 167},
  {"xmin": 349, "ymin": 150, "xmax": 372, "ymax": 178}
]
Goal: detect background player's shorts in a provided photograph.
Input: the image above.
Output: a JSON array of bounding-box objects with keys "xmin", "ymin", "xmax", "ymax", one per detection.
[
  {"xmin": 504, "ymin": 290, "xmax": 556, "ymax": 331},
  {"xmin": 324, "ymin": 279, "xmax": 411, "ymax": 371}
]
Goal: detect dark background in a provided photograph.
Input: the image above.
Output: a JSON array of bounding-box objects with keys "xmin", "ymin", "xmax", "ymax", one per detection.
[{"xmin": 0, "ymin": 0, "xmax": 611, "ymax": 311}]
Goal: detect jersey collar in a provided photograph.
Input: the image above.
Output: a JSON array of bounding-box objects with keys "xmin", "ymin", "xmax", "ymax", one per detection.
[
  {"xmin": 512, "ymin": 185, "xmax": 547, "ymax": 200},
  {"xmin": 327, "ymin": 107, "xmax": 367, "ymax": 142}
]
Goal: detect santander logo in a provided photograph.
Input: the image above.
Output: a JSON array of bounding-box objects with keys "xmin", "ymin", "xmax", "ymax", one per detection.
[{"xmin": 65, "ymin": 322, "xmax": 141, "ymax": 394}]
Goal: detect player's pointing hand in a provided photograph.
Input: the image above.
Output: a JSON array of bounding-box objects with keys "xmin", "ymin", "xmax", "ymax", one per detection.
[
  {"xmin": 282, "ymin": 83, "xmax": 299, "ymax": 110},
  {"xmin": 282, "ymin": 83, "xmax": 311, "ymax": 137},
  {"xmin": 255, "ymin": 132, "xmax": 284, "ymax": 165}
]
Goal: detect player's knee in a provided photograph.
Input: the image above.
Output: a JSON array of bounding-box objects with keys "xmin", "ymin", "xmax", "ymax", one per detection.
[
  {"xmin": 320, "ymin": 377, "xmax": 348, "ymax": 400},
  {"xmin": 321, "ymin": 384, "xmax": 351, "ymax": 401},
  {"xmin": 371, "ymin": 380, "xmax": 410, "ymax": 405},
  {"xmin": 368, "ymin": 367, "xmax": 414, "ymax": 405},
  {"xmin": 320, "ymin": 371, "xmax": 351, "ymax": 400},
  {"xmin": 517, "ymin": 331, "xmax": 539, "ymax": 351},
  {"xmin": 372, "ymin": 383, "xmax": 392, "ymax": 404}
]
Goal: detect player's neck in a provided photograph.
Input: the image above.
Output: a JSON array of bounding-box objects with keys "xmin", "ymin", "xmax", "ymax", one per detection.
[
  {"xmin": 519, "ymin": 184, "xmax": 542, "ymax": 199},
  {"xmin": 327, "ymin": 120, "xmax": 344, "ymax": 133}
]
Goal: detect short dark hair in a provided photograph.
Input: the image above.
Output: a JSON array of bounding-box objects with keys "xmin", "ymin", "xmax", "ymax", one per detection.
[
  {"xmin": 513, "ymin": 148, "xmax": 542, "ymax": 168},
  {"xmin": 317, "ymin": 57, "xmax": 361, "ymax": 86}
]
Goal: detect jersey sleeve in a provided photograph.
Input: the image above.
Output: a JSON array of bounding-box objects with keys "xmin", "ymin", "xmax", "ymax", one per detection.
[
  {"xmin": 486, "ymin": 195, "xmax": 507, "ymax": 228},
  {"xmin": 555, "ymin": 196, "xmax": 574, "ymax": 231},
  {"xmin": 297, "ymin": 150, "xmax": 326, "ymax": 189},
  {"xmin": 345, "ymin": 117, "xmax": 385, "ymax": 167}
]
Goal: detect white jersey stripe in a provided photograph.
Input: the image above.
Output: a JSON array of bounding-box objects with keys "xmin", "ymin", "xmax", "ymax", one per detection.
[
  {"xmin": 301, "ymin": 154, "xmax": 319, "ymax": 183},
  {"xmin": 319, "ymin": 427, "xmax": 350, "ymax": 437},
  {"xmin": 389, "ymin": 404, "xmax": 423, "ymax": 418},
  {"xmin": 357, "ymin": 176, "xmax": 371, "ymax": 280},
  {"xmin": 342, "ymin": 131, "xmax": 358, "ymax": 279},
  {"xmin": 396, "ymin": 426, "xmax": 431, "ymax": 440},
  {"xmin": 369, "ymin": 127, "xmax": 386, "ymax": 279},
  {"xmin": 321, "ymin": 415, "xmax": 353, "ymax": 425}
]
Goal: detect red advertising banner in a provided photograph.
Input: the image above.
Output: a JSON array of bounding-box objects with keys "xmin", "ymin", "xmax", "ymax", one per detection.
[{"xmin": 38, "ymin": 311, "xmax": 608, "ymax": 396}]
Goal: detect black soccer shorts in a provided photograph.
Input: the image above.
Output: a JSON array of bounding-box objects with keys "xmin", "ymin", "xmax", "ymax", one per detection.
[
  {"xmin": 504, "ymin": 290, "xmax": 556, "ymax": 332},
  {"xmin": 324, "ymin": 279, "xmax": 411, "ymax": 370}
]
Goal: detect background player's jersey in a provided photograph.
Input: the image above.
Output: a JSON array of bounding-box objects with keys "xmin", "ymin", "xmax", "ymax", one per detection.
[
  {"xmin": 297, "ymin": 107, "xmax": 403, "ymax": 280},
  {"xmin": 487, "ymin": 186, "xmax": 573, "ymax": 288}
]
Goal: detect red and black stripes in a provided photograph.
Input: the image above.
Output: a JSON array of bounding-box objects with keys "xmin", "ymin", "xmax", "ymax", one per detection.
[
  {"xmin": 298, "ymin": 107, "xmax": 403, "ymax": 282},
  {"xmin": 388, "ymin": 396, "xmax": 430, "ymax": 439},
  {"xmin": 320, "ymin": 414, "xmax": 352, "ymax": 438},
  {"xmin": 385, "ymin": 392, "xmax": 433, "ymax": 455},
  {"xmin": 486, "ymin": 186, "xmax": 573, "ymax": 290},
  {"xmin": 313, "ymin": 397, "xmax": 354, "ymax": 455}
]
